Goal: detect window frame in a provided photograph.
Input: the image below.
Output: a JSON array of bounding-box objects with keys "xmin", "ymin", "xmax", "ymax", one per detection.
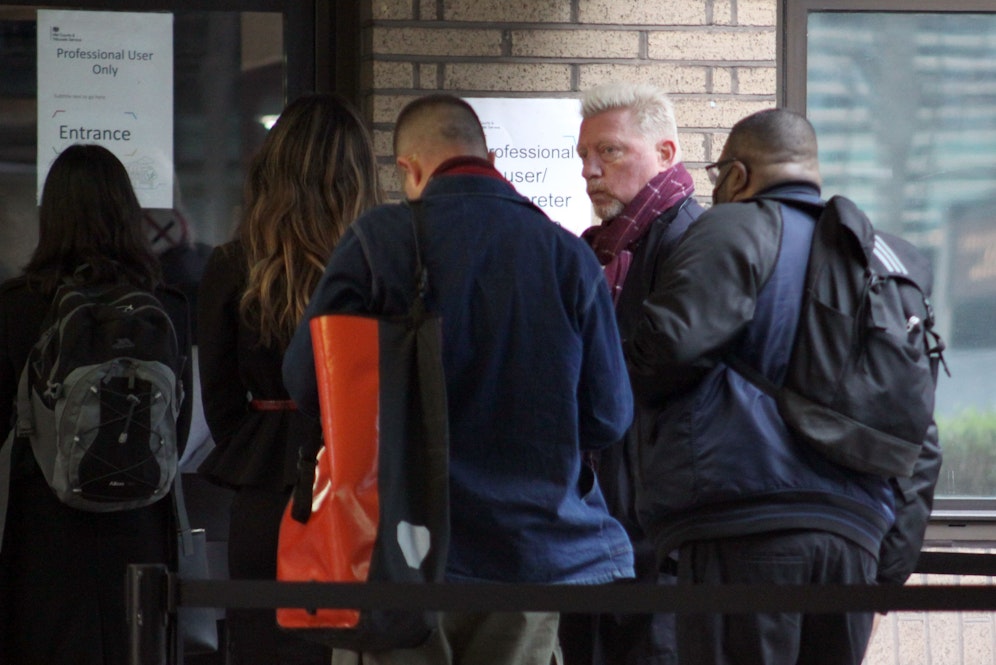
[{"xmin": 781, "ymin": 0, "xmax": 996, "ymax": 113}]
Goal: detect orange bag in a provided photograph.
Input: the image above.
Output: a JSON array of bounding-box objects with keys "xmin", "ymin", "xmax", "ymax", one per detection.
[{"xmin": 277, "ymin": 204, "xmax": 449, "ymax": 652}]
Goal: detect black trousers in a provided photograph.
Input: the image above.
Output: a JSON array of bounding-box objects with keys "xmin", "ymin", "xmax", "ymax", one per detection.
[
  {"xmin": 559, "ymin": 540, "xmax": 677, "ymax": 665},
  {"xmin": 675, "ymin": 530, "xmax": 877, "ymax": 665},
  {"xmin": 559, "ymin": 590, "xmax": 677, "ymax": 665},
  {"xmin": 227, "ymin": 486, "xmax": 331, "ymax": 665}
]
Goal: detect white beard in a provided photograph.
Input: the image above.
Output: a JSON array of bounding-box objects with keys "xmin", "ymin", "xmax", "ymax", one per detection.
[{"xmin": 593, "ymin": 197, "xmax": 624, "ymax": 221}]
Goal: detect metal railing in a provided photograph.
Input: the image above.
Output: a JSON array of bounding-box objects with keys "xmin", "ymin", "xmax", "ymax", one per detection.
[{"xmin": 126, "ymin": 551, "xmax": 996, "ymax": 665}]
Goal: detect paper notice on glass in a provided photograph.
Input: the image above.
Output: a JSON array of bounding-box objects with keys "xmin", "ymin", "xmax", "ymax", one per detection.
[
  {"xmin": 466, "ymin": 98, "xmax": 592, "ymax": 236},
  {"xmin": 36, "ymin": 10, "xmax": 174, "ymax": 208}
]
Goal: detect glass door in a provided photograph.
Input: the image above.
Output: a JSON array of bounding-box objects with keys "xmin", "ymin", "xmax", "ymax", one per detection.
[{"xmin": 0, "ymin": 1, "xmax": 315, "ymax": 279}]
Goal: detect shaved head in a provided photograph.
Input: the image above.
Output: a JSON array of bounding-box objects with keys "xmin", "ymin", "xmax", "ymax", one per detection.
[
  {"xmin": 713, "ymin": 108, "xmax": 822, "ymax": 203},
  {"xmin": 393, "ymin": 94, "xmax": 489, "ymax": 161},
  {"xmin": 725, "ymin": 108, "xmax": 819, "ymax": 170}
]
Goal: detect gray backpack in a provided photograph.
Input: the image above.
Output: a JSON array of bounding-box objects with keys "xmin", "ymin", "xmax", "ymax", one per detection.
[{"xmin": 9, "ymin": 281, "xmax": 184, "ymax": 511}]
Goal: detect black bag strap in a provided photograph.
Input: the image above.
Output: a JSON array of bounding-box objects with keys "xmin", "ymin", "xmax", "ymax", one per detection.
[
  {"xmin": 408, "ymin": 200, "xmax": 450, "ymax": 573},
  {"xmin": 408, "ymin": 200, "xmax": 431, "ymax": 321},
  {"xmin": 289, "ymin": 425, "xmax": 322, "ymax": 523},
  {"xmin": 724, "ymin": 352, "xmax": 779, "ymax": 399},
  {"xmin": 0, "ymin": 430, "xmax": 14, "ymax": 553}
]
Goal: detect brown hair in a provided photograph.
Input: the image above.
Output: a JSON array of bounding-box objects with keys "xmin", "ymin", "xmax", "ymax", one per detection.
[{"xmin": 238, "ymin": 93, "xmax": 381, "ymax": 348}]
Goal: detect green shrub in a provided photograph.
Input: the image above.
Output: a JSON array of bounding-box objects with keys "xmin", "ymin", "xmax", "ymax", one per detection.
[{"xmin": 935, "ymin": 409, "xmax": 996, "ymax": 497}]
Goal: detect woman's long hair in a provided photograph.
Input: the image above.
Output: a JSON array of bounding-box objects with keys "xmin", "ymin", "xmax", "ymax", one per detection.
[
  {"xmin": 239, "ymin": 93, "xmax": 381, "ymax": 348},
  {"xmin": 25, "ymin": 144, "xmax": 161, "ymax": 294}
]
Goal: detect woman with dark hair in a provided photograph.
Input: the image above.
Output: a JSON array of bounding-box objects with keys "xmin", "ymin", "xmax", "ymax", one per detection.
[
  {"xmin": 196, "ymin": 93, "xmax": 381, "ymax": 665},
  {"xmin": 0, "ymin": 143, "xmax": 193, "ymax": 664}
]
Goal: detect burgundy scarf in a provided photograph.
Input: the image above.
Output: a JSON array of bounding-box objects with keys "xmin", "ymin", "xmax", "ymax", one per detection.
[
  {"xmin": 581, "ymin": 163, "xmax": 695, "ymax": 305},
  {"xmin": 431, "ymin": 156, "xmax": 508, "ymax": 182}
]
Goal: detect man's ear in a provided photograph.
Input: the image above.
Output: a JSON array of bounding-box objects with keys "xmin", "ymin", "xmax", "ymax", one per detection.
[
  {"xmin": 656, "ymin": 139, "xmax": 677, "ymax": 169},
  {"xmin": 726, "ymin": 161, "xmax": 753, "ymax": 202},
  {"xmin": 396, "ymin": 155, "xmax": 424, "ymax": 196}
]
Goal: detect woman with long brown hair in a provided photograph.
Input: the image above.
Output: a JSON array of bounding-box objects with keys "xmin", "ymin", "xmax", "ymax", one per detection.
[{"xmin": 196, "ymin": 93, "xmax": 381, "ymax": 665}]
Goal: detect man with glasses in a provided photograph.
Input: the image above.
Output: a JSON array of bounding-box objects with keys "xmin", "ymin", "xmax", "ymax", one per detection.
[
  {"xmin": 560, "ymin": 82, "xmax": 704, "ymax": 665},
  {"xmin": 625, "ymin": 108, "xmax": 912, "ymax": 664},
  {"xmin": 704, "ymin": 158, "xmax": 739, "ymax": 187}
]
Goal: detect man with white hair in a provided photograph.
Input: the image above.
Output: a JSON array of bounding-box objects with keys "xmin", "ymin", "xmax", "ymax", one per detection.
[{"xmin": 560, "ymin": 82, "xmax": 704, "ymax": 665}]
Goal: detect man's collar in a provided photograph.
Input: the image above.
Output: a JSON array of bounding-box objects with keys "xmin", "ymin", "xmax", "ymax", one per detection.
[{"xmin": 431, "ymin": 156, "xmax": 506, "ymax": 181}]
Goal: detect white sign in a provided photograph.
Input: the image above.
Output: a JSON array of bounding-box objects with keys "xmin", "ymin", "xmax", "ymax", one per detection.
[
  {"xmin": 466, "ymin": 98, "xmax": 591, "ymax": 236},
  {"xmin": 36, "ymin": 10, "xmax": 174, "ymax": 208}
]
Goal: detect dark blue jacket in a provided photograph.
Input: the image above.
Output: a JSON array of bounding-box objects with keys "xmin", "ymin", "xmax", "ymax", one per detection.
[
  {"xmin": 284, "ymin": 170, "xmax": 636, "ymax": 584},
  {"xmin": 627, "ymin": 183, "xmax": 895, "ymax": 560}
]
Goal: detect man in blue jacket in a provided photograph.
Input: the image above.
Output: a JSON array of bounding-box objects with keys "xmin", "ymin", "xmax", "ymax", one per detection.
[
  {"xmin": 283, "ymin": 93, "xmax": 636, "ymax": 665},
  {"xmin": 626, "ymin": 108, "xmax": 941, "ymax": 664}
]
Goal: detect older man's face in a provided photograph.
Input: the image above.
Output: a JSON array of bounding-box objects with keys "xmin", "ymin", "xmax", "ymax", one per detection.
[{"xmin": 578, "ymin": 108, "xmax": 669, "ymax": 221}]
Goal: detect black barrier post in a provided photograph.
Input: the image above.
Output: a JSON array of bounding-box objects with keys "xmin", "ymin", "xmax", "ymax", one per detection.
[{"xmin": 127, "ymin": 564, "xmax": 170, "ymax": 665}]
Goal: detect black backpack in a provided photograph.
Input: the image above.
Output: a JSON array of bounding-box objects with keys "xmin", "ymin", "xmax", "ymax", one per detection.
[
  {"xmin": 727, "ymin": 195, "xmax": 947, "ymax": 478},
  {"xmin": 12, "ymin": 281, "xmax": 185, "ymax": 510}
]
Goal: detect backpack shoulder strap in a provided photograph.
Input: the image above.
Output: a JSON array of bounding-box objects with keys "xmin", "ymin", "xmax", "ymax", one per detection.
[
  {"xmin": 756, "ymin": 193, "xmax": 872, "ymax": 248},
  {"xmin": 764, "ymin": 193, "xmax": 884, "ymax": 285},
  {"xmin": 822, "ymin": 195, "xmax": 877, "ymax": 264},
  {"xmin": 724, "ymin": 351, "xmax": 778, "ymax": 398},
  {"xmin": 722, "ymin": 193, "xmax": 818, "ymax": 387}
]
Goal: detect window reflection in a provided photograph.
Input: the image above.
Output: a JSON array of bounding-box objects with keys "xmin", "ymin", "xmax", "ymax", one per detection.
[{"xmin": 807, "ymin": 12, "xmax": 996, "ymax": 497}]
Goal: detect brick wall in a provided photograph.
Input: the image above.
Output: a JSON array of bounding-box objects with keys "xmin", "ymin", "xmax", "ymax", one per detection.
[{"xmin": 360, "ymin": 0, "xmax": 778, "ymax": 198}]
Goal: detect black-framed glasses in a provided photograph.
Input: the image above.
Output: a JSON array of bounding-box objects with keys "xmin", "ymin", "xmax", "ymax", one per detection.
[{"xmin": 705, "ymin": 158, "xmax": 738, "ymax": 185}]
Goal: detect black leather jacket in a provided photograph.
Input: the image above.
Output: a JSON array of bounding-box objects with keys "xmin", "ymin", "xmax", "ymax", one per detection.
[
  {"xmin": 593, "ymin": 194, "xmax": 704, "ymax": 574},
  {"xmin": 627, "ymin": 184, "xmax": 907, "ymax": 564}
]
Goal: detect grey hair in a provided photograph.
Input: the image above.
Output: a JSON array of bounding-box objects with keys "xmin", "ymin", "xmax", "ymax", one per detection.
[{"xmin": 580, "ymin": 82, "xmax": 679, "ymax": 145}]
